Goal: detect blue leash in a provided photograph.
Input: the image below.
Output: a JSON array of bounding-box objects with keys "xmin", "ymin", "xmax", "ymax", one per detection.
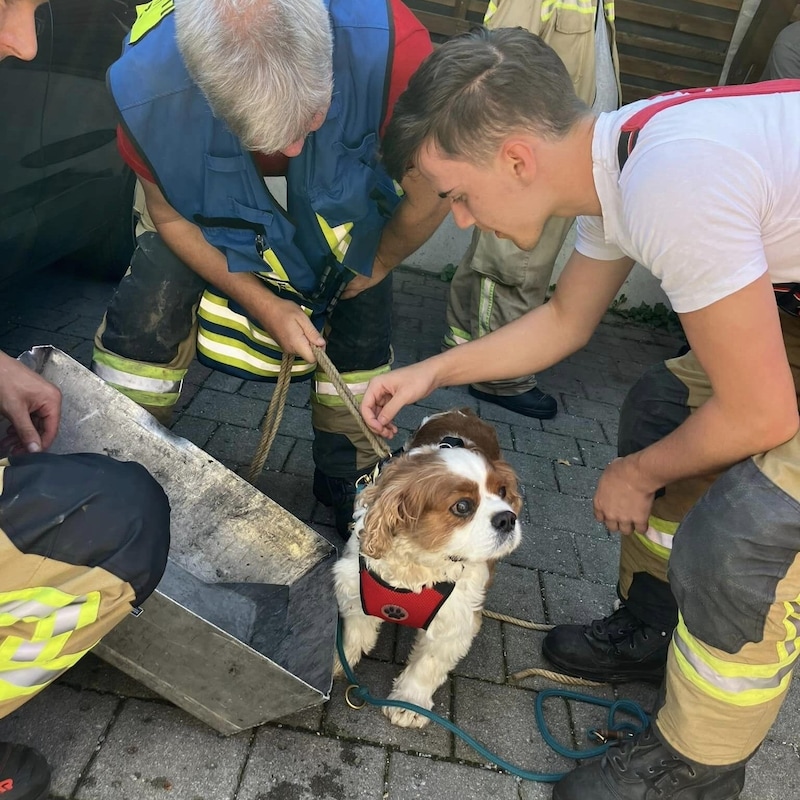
[{"xmin": 336, "ymin": 618, "xmax": 650, "ymax": 783}]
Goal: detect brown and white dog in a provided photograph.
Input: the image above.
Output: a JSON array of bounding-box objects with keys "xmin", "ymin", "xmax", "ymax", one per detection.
[{"xmin": 333, "ymin": 408, "xmax": 522, "ymax": 728}]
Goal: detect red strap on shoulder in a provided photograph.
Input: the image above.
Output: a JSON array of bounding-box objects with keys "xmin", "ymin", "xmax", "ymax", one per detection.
[{"xmin": 618, "ymin": 79, "xmax": 800, "ymax": 169}]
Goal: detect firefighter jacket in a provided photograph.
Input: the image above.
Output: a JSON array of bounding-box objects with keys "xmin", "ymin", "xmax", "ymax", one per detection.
[{"xmin": 107, "ymin": 0, "xmax": 400, "ymax": 321}]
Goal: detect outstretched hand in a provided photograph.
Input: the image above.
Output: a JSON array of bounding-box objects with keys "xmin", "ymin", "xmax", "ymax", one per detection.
[
  {"xmin": 0, "ymin": 352, "xmax": 62, "ymax": 455},
  {"xmin": 361, "ymin": 362, "xmax": 439, "ymax": 438}
]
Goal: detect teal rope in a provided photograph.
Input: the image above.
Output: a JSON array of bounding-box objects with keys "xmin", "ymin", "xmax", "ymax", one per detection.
[{"xmin": 336, "ymin": 618, "xmax": 650, "ymax": 783}]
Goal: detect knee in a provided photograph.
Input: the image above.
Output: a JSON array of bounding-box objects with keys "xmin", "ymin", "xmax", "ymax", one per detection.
[
  {"xmin": 619, "ymin": 362, "xmax": 690, "ymax": 456},
  {"xmin": 97, "ymin": 459, "xmax": 171, "ymax": 605}
]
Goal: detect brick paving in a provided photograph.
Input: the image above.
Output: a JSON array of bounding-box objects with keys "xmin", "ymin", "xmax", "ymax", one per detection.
[{"xmin": 0, "ymin": 263, "xmax": 798, "ymax": 799}]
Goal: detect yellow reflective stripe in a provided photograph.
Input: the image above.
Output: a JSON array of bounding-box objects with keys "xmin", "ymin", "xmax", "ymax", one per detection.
[
  {"xmin": 0, "ymin": 590, "xmax": 101, "ymax": 700},
  {"xmin": 633, "ymin": 515, "xmax": 678, "ymax": 560},
  {"xmin": 312, "ymin": 365, "xmax": 391, "ymax": 407},
  {"xmin": 315, "ymin": 214, "xmax": 353, "ymax": 263},
  {"xmin": 91, "ymin": 350, "xmax": 186, "ymax": 384},
  {"xmin": 542, "ymin": 0, "xmax": 597, "ymax": 21},
  {"xmin": 196, "ymin": 331, "xmax": 315, "ymax": 377},
  {"xmin": 258, "ymin": 251, "xmax": 301, "ymax": 295},
  {"xmin": 673, "ymin": 615, "xmax": 798, "ymax": 707},
  {"xmin": 605, "ymin": 1, "xmax": 615, "ymax": 23},
  {"xmin": 779, "ymin": 600, "xmax": 800, "ymax": 660},
  {"xmin": 443, "ymin": 326, "xmax": 471, "ymax": 348},
  {"xmin": 129, "ymin": 0, "xmax": 174, "ymax": 44},
  {"xmin": 484, "ymin": 1, "xmax": 498, "ymax": 23},
  {"xmin": 199, "ymin": 294, "xmax": 282, "ymax": 349},
  {"xmin": 477, "ymin": 276, "xmax": 496, "ymax": 338}
]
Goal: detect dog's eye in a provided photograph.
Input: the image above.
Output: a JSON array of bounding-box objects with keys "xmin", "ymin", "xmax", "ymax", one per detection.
[
  {"xmin": 451, "ymin": 498, "xmax": 474, "ymax": 517},
  {"xmin": 497, "ymin": 486, "xmax": 507, "ymax": 499}
]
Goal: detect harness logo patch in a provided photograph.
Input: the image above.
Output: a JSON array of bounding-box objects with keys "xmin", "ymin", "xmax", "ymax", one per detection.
[{"xmin": 381, "ymin": 604, "xmax": 409, "ymax": 622}]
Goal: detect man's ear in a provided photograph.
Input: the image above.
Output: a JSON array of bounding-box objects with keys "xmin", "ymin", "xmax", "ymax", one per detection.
[{"xmin": 501, "ymin": 139, "xmax": 537, "ymax": 184}]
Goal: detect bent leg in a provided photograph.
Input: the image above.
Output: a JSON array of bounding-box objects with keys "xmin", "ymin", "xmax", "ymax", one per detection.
[{"xmin": 0, "ymin": 453, "xmax": 170, "ymax": 718}]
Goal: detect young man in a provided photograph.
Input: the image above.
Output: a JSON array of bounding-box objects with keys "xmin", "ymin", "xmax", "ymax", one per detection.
[
  {"xmin": 1, "ymin": 8, "xmax": 171, "ymax": 798},
  {"xmin": 361, "ymin": 26, "xmax": 800, "ymax": 800},
  {"xmin": 91, "ymin": 0, "xmax": 448, "ymax": 538},
  {"xmin": 443, "ymin": 0, "xmax": 620, "ymax": 421}
]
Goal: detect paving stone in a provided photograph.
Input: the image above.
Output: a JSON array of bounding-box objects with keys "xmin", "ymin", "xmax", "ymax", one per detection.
[
  {"xmin": 59, "ymin": 653, "xmax": 160, "ymax": 701},
  {"xmin": 526, "ymin": 490, "xmax": 606, "ymax": 538},
  {"xmin": 561, "ymin": 395, "xmax": 620, "ymax": 427},
  {"xmin": 388, "ymin": 750, "xmax": 523, "ymax": 799},
  {"xmin": 324, "ymin": 659, "xmax": 452, "ymax": 757},
  {"xmin": 504, "ymin": 453, "xmax": 558, "ymax": 494},
  {"xmin": 540, "ymin": 574, "xmax": 617, "ymax": 627},
  {"xmin": 512, "ymin": 426, "xmax": 582, "ymax": 462},
  {"xmin": 741, "ymin": 738, "xmax": 800, "ymax": 800},
  {"xmin": 203, "ymin": 371, "xmax": 244, "ymax": 393},
  {"xmin": 453, "ymin": 618, "xmax": 505, "ymax": 683},
  {"xmin": 452, "ymin": 677, "xmax": 574, "ymax": 778},
  {"xmin": 541, "ymin": 413, "xmax": 605, "ymax": 443},
  {"xmin": 185, "ymin": 387, "xmax": 267, "ymax": 427},
  {"xmin": 169, "ymin": 414, "xmax": 219, "ymax": 449},
  {"xmin": 0, "ymin": 684, "xmax": 119, "ymax": 799},
  {"xmin": 508, "ymin": 526, "xmax": 581, "ymax": 579},
  {"xmin": 577, "ymin": 438, "xmax": 616, "ymax": 470},
  {"xmin": 78, "ymin": 699, "xmax": 250, "ymax": 800},
  {"xmin": 574, "ymin": 533, "xmax": 620, "ymax": 585},
  {"xmin": 554, "ymin": 462, "xmax": 603, "ymax": 499},
  {"xmin": 486, "ymin": 562, "xmax": 545, "ymax": 624},
  {"xmin": 238, "ymin": 726, "xmax": 386, "ymax": 800}
]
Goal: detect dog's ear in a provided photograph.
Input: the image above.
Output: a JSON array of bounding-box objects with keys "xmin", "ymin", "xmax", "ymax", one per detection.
[{"xmin": 358, "ymin": 460, "xmax": 427, "ymax": 558}]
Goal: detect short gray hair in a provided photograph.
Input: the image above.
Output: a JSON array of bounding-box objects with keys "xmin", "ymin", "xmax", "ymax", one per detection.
[
  {"xmin": 174, "ymin": 0, "xmax": 333, "ymax": 153},
  {"xmin": 381, "ymin": 26, "xmax": 590, "ymax": 181}
]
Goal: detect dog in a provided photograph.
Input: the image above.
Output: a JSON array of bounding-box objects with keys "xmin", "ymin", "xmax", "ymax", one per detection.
[{"xmin": 333, "ymin": 407, "xmax": 522, "ymax": 728}]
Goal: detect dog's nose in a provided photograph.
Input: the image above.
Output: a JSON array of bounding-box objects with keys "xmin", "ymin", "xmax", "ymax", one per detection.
[{"xmin": 492, "ymin": 510, "xmax": 517, "ymax": 533}]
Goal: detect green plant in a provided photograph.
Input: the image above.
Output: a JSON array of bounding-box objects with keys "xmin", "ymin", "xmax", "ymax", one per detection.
[{"xmin": 609, "ymin": 294, "xmax": 681, "ymax": 332}]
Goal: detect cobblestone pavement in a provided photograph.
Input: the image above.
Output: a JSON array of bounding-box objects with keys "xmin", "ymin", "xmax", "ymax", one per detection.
[{"xmin": 1, "ymin": 263, "xmax": 798, "ymax": 800}]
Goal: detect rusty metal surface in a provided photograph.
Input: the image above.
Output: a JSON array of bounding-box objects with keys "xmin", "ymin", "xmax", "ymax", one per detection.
[{"xmin": 20, "ymin": 346, "xmax": 337, "ymax": 734}]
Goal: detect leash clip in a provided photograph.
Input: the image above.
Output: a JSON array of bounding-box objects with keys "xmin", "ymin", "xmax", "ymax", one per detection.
[{"xmin": 345, "ymin": 684, "xmax": 367, "ymax": 710}]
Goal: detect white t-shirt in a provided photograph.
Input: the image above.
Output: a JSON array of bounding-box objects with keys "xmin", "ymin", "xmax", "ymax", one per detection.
[{"xmin": 576, "ymin": 89, "xmax": 800, "ymax": 313}]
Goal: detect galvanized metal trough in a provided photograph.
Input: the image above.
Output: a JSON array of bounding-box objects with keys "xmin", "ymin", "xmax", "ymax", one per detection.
[{"xmin": 20, "ymin": 346, "xmax": 338, "ymax": 735}]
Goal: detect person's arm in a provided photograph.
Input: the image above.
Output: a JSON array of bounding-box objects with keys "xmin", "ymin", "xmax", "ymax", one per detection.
[
  {"xmin": 0, "ymin": 351, "xmax": 62, "ymax": 454},
  {"xmin": 340, "ymin": 169, "xmax": 449, "ymax": 299},
  {"xmin": 594, "ymin": 271, "xmax": 799, "ymax": 534},
  {"xmin": 361, "ymin": 249, "xmax": 635, "ymax": 436},
  {"xmin": 139, "ymin": 179, "xmax": 325, "ymax": 363}
]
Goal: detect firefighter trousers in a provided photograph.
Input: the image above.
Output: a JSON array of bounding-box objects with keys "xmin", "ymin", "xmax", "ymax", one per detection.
[
  {"xmin": 616, "ymin": 310, "xmax": 800, "ymax": 765},
  {"xmin": 92, "ymin": 227, "xmax": 393, "ymax": 481},
  {"xmin": 0, "ymin": 453, "xmax": 170, "ymax": 718}
]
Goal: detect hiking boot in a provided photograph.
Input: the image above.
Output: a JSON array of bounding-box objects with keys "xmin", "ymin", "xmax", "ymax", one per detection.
[
  {"xmin": 0, "ymin": 742, "xmax": 51, "ymax": 800},
  {"xmin": 542, "ymin": 604, "xmax": 671, "ymax": 683},
  {"xmin": 468, "ymin": 385, "xmax": 557, "ymax": 420},
  {"xmin": 553, "ymin": 726, "xmax": 746, "ymax": 799},
  {"xmin": 312, "ymin": 469, "xmax": 358, "ymax": 539}
]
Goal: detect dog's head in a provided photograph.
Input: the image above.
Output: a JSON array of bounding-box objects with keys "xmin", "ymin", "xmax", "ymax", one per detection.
[{"xmin": 356, "ymin": 408, "xmax": 522, "ymax": 562}]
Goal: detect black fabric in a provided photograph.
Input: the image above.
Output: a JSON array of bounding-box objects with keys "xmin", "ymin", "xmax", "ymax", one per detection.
[
  {"xmin": 1, "ymin": 453, "xmax": 170, "ymax": 606},
  {"xmin": 0, "ymin": 741, "xmax": 50, "ymax": 800},
  {"xmin": 618, "ymin": 361, "xmax": 690, "ymax": 458},
  {"xmin": 101, "ymin": 231, "xmax": 207, "ymax": 363},
  {"xmin": 670, "ymin": 457, "xmax": 800, "ymax": 654},
  {"xmin": 624, "ymin": 572, "xmax": 678, "ymax": 631}
]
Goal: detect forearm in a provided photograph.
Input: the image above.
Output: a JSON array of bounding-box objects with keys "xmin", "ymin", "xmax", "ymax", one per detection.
[
  {"xmin": 627, "ymin": 396, "xmax": 799, "ymax": 494},
  {"xmin": 375, "ymin": 194, "xmax": 449, "ymax": 269}
]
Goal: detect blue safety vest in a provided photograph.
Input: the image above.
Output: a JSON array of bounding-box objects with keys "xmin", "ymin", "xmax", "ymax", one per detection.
[{"xmin": 108, "ymin": 0, "xmax": 400, "ymax": 318}]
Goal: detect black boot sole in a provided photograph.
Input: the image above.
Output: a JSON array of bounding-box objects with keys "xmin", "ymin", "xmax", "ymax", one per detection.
[{"xmin": 542, "ymin": 638, "xmax": 666, "ymax": 684}]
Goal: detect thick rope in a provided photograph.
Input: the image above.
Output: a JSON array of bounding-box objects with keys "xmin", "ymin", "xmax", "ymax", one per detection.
[
  {"xmin": 481, "ymin": 609, "xmax": 606, "ymax": 688},
  {"xmin": 247, "ymin": 353, "xmax": 296, "ymax": 483},
  {"xmin": 247, "ymin": 344, "xmax": 391, "ymax": 484}
]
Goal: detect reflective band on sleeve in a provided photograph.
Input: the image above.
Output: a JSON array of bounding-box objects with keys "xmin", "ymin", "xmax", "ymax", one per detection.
[
  {"xmin": 477, "ymin": 276, "xmax": 497, "ymax": 339},
  {"xmin": 672, "ymin": 615, "xmax": 799, "ymax": 706}
]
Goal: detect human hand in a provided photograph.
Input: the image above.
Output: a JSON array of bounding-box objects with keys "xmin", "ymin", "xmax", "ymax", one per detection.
[
  {"xmin": 260, "ymin": 297, "xmax": 326, "ymax": 364},
  {"xmin": 360, "ymin": 363, "xmax": 439, "ymax": 438},
  {"xmin": 340, "ymin": 257, "xmax": 391, "ymax": 301},
  {"xmin": 0, "ymin": 352, "xmax": 62, "ymax": 454},
  {"xmin": 593, "ymin": 456, "xmax": 655, "ymax": 535}
]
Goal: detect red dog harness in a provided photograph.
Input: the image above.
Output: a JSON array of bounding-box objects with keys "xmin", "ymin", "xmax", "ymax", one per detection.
[{"xmin": 359, "ymin": 556, "xmax": 455, "ymax": 629}]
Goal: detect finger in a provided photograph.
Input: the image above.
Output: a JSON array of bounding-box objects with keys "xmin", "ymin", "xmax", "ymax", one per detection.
[
  {"xmin": 6, "ymin": 414, "xmax": 43, "ymax": 453},
  {"xmin": 36, "ymin": 409, "xmax": 61, "ymax": 451},
  {"xmin": 298, "ymin": 316, "xmax": 326, "ymax": 348}
]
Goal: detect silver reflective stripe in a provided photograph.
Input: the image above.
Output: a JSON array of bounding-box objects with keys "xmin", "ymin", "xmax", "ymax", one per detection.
[
  {"xmin": 52, "ymin": 603, "xmax": 83, "ymax": 636},
  {"xmin": 643, "ymin": 525, "xmax": 674, "ymax": 550},
  {"xmin": 674, "ymin": 630, "xmax": 796, "ymax": 693},
  {"xmin": 11, "ymin": 640, "xmax": 47, "ymax": 662},
  {"xmin": 0, "ymin": 599, "xmax": 57, "ymax": 619},
  {"xmin": 0, "ymin": 665, "xmax": 63, "ymax": 688},
  {"xmin": 91, "ymin": 361, "xmax": 182, "ymax": 394},
  {"xmin": 314, "ymin": 379, "xmax": 370, "ymax": 397}
]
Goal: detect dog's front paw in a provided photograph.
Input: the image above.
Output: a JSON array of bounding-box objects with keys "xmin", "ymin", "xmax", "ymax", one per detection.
[{"xmin": 383, "ymin": 690, "xmax": 433, "ymax": 728}]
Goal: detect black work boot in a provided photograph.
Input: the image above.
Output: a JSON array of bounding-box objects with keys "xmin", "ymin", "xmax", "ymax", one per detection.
[
  {"xmin": 312, "ymin": 469, "xmax": 358, "ymax": 539},
  {"xmin": 553, "ymin": 726, "xmax": 746, "ymax": 799},
  {"xmin": 542, "ymin": 604, "xmax": 672, "ymax": 683},
  {"xmin": 0, "ymin": 742, "xmax": 51, "ymax": 800}
]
